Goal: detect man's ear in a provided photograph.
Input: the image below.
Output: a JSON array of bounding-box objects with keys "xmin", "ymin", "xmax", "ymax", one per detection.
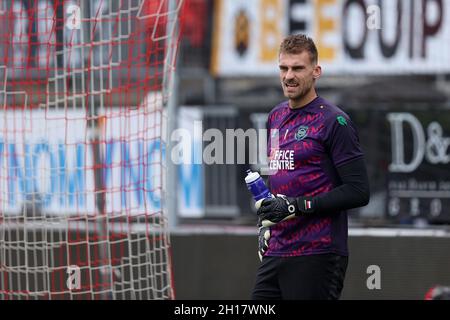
[{"xmin": 313, "ymin": 65, "xmax": 322, "ymax": 79}]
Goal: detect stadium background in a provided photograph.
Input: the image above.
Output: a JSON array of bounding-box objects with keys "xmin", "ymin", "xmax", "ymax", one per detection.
[
  {"xmin": 172, "ymin": 0, "xmax": 450, "ymax": 300},
  {"xmin": 0, "ymin": 0, "xmax": 449, "ymax": 300}
]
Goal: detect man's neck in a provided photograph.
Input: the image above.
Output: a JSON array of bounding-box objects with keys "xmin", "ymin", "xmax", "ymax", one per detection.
[{"xmin": 289, "ymin": 90, "xmax": 318, "ymax": 109}]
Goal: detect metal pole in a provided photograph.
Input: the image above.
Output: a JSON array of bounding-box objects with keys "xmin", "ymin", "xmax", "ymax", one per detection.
[
  {"xmin": 85, "ymin": 0, "xmax": 113, "ymax": 300},
  {"xmin": 163, "ymin": 0, "xmax": 183, "ymax": 230}
]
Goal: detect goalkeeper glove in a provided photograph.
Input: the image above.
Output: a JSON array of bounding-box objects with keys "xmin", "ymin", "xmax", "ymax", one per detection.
[
  {"xmin": 257, "ymin": 194, "xmax": 315, "ymax": 227},
  {"xmin": 257, "ymin": 219, "xmax": 270, "ymax": 261}
]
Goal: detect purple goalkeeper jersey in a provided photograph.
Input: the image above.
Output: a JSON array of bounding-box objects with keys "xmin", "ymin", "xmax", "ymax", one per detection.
[{"xmin": 266, "ymin": 96, "xmax": 363, "ymax": 257}]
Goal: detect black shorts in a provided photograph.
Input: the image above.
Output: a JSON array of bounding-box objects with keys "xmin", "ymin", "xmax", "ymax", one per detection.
[{"xmin": 252, "ymin": 253, "xmax": 348, "ymax": 300}]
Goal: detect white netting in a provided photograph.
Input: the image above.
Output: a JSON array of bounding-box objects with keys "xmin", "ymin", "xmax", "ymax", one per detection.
[{"xmin": 0, "ymin": 0, "xmax": 183, "ymax": 300}]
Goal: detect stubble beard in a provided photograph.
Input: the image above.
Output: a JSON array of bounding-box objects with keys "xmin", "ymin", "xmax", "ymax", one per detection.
[{"xmin": 284, "ymin": 79, "xmax": 313, "ymax": 102}]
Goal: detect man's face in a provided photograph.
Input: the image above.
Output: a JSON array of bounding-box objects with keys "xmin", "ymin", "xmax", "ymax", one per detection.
[{"xmin": 278, "ymin": 51, "xmax": 320, "ymax": 102}]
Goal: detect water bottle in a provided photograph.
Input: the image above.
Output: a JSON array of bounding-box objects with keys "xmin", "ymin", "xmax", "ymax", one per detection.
[{"xmin": 245, "ymin": 169, "xmax": 273, "ymax": 210}]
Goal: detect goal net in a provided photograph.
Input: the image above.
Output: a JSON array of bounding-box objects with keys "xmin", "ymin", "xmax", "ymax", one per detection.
[{"xmin": 0, "ymin": 0, "xmax": 184, "ymax": 299}]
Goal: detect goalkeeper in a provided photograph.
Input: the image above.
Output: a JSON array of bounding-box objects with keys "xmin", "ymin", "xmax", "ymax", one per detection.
[{"xmin": 252, "ymin": 34, "xmax": 370, "ymax": 300}]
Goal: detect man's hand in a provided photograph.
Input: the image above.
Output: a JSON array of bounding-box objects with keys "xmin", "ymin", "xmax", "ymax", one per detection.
[
  {"xmin": 257, "ymin": 219, "xmax": 270, "ymax": 261},
  {"xmin": 257, "ymin": 194, "xmax": 315, "ymax": 227}
]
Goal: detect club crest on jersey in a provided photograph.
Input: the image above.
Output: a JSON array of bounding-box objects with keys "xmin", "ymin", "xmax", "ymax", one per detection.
[
  {"xmin": 295, "ymin": 126, "xmax": 308, "ymax": 141},
  {"xmin": 337, "ymin": 116, "xmax": 348, "ymax": 126}
]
